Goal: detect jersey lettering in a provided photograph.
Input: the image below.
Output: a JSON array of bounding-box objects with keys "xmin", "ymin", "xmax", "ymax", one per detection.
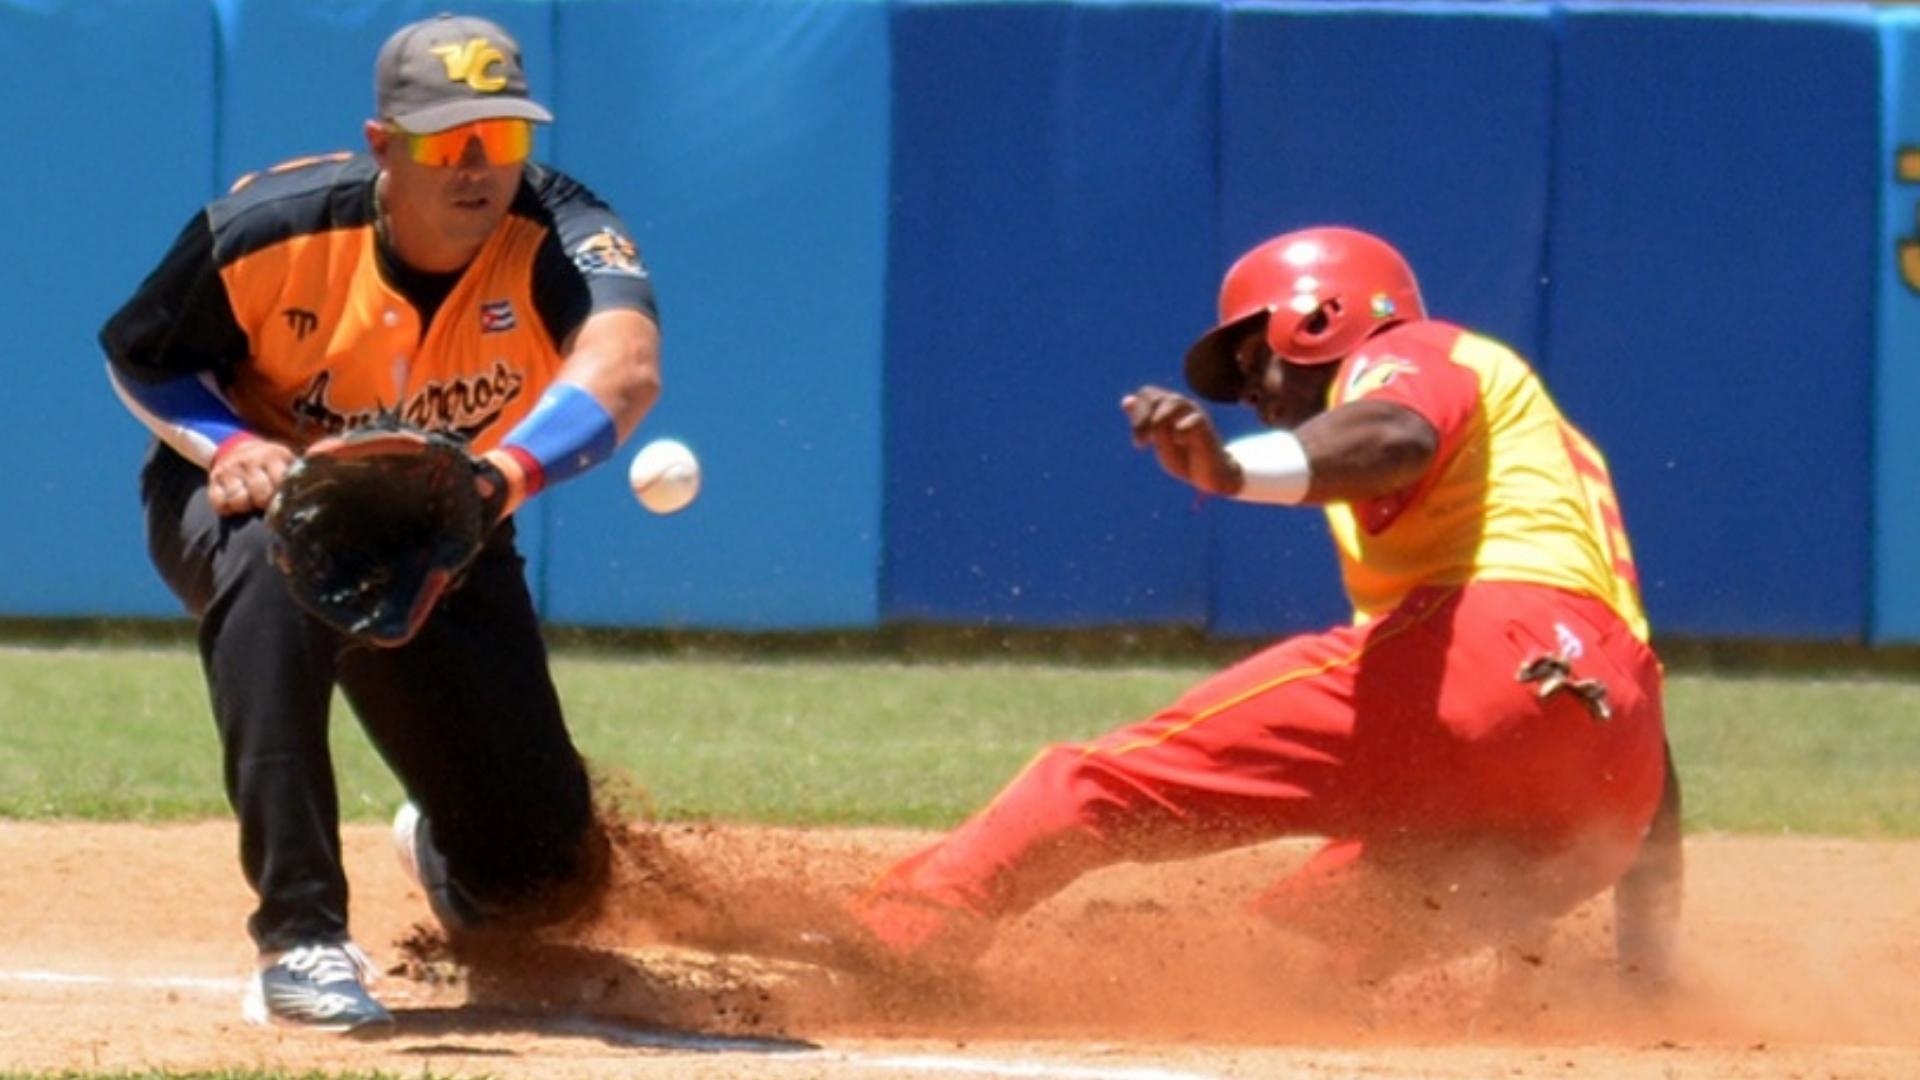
[
  {"xmin": 289, "ymin": 361, "xmax": 526, "ymax": 442},
  {"xmin": 1560, "ymin": 424, "xmax": 1642, "ymax": 593}
]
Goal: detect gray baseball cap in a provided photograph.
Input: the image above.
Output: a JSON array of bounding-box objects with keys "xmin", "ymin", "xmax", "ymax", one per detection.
[{"xmin": 375, "ymin": 13, "xmax": 553, "ymax": 133}]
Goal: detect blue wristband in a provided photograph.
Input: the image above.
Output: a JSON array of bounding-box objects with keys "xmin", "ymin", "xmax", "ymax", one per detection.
[
  {"xmin": 500, "ymin": 382, "xmax": 618, "ymax": 491},
  {"xmin": 107, "ymin": 365, "xmax": 250, "ymax": 467}
]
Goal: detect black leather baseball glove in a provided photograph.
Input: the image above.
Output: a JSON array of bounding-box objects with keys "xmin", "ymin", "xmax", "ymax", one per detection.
[{"xmin": 266, "ymin": 421, "xmax": 503, "ymax": 647}]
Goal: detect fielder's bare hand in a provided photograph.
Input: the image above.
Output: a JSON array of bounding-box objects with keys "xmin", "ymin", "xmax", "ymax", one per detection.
[
  {"xmin": 208, "ymin": 438, "xmax": 296, "ymax": 516},
  {"xmin": 1122, "ymin": 385, "xmax": 1243, "ymax": 496}
]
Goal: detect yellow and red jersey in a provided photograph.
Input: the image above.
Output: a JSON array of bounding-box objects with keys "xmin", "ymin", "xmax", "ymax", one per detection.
[
  {"xmin": 1321, "ymin": 320, "xmax": 1649, "ymax": 641},
  {"xmin": 102, "ymin": 153, "xmax": 656, "ymax": 453}
]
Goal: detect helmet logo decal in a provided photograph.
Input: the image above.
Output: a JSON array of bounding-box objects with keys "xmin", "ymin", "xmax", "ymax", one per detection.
[{"xmin": 1370, "ymin": 293, "xmax": 1397, "ymax": 319}]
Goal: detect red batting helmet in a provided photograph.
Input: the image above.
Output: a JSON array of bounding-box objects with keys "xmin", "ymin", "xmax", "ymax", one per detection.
[{"xmin": 1183, "ymin": 226, "xmax": 1425, "ymax": 403}]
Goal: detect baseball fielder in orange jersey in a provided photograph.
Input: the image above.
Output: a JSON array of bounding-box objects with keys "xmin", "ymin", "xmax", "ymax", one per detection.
[
  {"xmin": 102, "ymin": 14, "xmax": 661, "ymax": 1030},
  {"xmin": 834, "ymin": 226, "xmax": 1683, "ymax": 986}
]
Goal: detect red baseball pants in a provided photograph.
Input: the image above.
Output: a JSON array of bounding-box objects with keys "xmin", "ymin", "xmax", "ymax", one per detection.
[{"xmin": 856, "ymin": 581, "xmax": 1668, "ymax": 967}]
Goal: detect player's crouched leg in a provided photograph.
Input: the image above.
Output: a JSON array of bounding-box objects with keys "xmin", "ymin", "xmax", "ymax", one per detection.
[
  {"xmin": 344, "ymin": 527, "xmax": 611, "ymax": 941},
  {"xmin": 846, "ymin": 848, "xmax": 998, "ymax": 972},
  {"xmin": 394, "ymin": 797, "xmax": 610, "ymax": 939},
  {"xmin": 828, "ymin": 739, "xmax": 1204, "ymax": 979},
  {"xmin": 1251, "ymin": 835, "xmax": 1588, "ymax": 987}
]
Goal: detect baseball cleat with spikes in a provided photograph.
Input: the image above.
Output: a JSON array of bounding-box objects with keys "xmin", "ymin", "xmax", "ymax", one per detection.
[{"xmin": 242, "ymin": 941, "xmax": 393, "ymax": 1031}]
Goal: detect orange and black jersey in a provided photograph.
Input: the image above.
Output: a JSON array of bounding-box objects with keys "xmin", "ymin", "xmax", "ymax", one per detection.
[{"xmin": 102, "ymin": 153, "xmax": 655, "ymax": 451}]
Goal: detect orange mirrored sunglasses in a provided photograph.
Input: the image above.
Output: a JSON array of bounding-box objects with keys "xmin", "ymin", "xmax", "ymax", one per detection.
[{"xmin": 391, "ymin": 119, "xmax": 533, "ymax": 167}]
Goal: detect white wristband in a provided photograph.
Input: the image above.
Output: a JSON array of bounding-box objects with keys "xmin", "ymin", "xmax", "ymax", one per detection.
[{"xmin": 1225, "ymin": 430, "xmax": 1312, "ymax": 505}]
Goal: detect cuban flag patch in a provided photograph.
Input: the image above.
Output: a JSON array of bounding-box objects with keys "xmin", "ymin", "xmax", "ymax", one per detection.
[{"xmin": 479, "ymin": 300, "xmax": 518, "ymax": 334}]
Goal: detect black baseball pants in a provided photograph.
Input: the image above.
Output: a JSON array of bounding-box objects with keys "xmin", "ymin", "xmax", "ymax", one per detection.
[{"xmin": 141, "ymin": 443, "xmax": 599, "ymax": 953}]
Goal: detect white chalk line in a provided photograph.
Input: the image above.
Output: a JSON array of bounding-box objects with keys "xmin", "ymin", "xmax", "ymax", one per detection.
[
  {"xmin": 1, "ymin": 967, "xmax": 1224, "ymax": 1080},
  {"xmin": 2, "ymin": 968, "xmax": 245, "ymax": 993},
  {"xmin": 831, "ymin": 1055, "xmax": 1221, "ymax": 1080}
]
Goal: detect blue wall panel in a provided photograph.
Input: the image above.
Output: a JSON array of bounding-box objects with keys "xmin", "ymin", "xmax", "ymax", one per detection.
[
  {"xmin": 1547, "ymin": 4, "xmax": 1879, "ymax": 640},
  {"xmin": 1875, "ymin": 13, "xmax": 1920, "ymax": 643},
  {"xmin": 883, "ymin": 0, "xmax": 1220, "ymax": 627},
  {"xmin": 1, "ymin": 0, "xmax": 1908, "ymax": 643},
  {"xmin": 0, "ymin": 0, "xmax": 216, "ymax": 616},
  {"xmin": 1210, "ymin": 2, "xmax": 1556, "ymax": 637},
  {"xmin": 543, "ymin": 0, "xmax": 889, "ymax": 628}
]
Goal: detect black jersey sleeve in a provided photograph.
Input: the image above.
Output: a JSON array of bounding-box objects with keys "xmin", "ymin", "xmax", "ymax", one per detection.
[
  {"xmin": 524, "ymin": 166, "xmax": 659, "ymax": 349},
  {"xmin": 100, "ymin": 210, "xmax": 250, "ymax": 384}
]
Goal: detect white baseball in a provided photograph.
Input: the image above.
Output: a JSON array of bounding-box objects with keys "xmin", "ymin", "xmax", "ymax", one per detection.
[{"xmin": 627, "ymin": 437, "xmax": 701, "ymax": 514}]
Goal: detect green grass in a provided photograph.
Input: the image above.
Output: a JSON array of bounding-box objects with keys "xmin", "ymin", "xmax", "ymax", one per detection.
[
  {"xmin": 2, "ymin": 644, "xmax": 1918, "ymax": 836},
  {"xmin": 1665, "ymin": 673, "xmax": 1920, "ymax": 836}
]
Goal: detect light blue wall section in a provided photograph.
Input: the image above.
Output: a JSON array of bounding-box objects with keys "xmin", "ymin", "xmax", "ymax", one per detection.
[
  {"xmin": 1546, "ymin": 3, "xmax": 1879, "ymax": 640},
  {"xmin": 0, "ymin": 0, "xmax": 215, "ymax": 615},
  {"xmin": 1878, "ymin": 13, "xmax": 1920, "ymax": 643},
  {"xmin": 882, "ymin": 0, "xmax": 1220, "ymax": 627},
  {"xmin": 541, "ymin": 0, "xmax": 889, "ymax": 628},
  {"xmin": 5, "ymin": 0, "xmax": 1916, "ymax": 643},
  {"xmin": 1209, "ymin": 2, "xmax": 1557, "ymax": 636}
]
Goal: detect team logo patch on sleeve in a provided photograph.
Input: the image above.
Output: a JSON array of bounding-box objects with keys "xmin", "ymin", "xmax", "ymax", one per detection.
[
  {"xmin": 1343, "ymin": 353, "xmax": 1416, "ymax": 400},
  {"xmin": 479, "ymin": 300, "xmax": 517, "ymax": 333},
  {"xmin": 571, "ymin": 228, "xmax": 647, "ymax": 279}
]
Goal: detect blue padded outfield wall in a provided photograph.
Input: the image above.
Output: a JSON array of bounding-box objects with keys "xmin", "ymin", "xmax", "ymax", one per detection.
[
  {"xmin": 1, "ymin": 0, "xmax": 1917, "ymax": 643},
  {"xmin": 883, "ymin": 0, "xmax": 1219, "ymax": 628},
  {"xmin": 1545, "ymin": 4, "xmax": 1881, "ymax": 640},
  {"xmin": 541, "ymin": 0, "xmax": 889, "ymax": 628},
  {"xmin": 1210, "ymin": 2, "xmax": 1558, "ymax": 636},
  {"xmin": 0, "ymin": 0, "xmax": 216, "ymax": 617}
]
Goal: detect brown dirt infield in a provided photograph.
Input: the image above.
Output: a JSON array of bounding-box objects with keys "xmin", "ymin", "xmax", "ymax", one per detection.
[{"xmin": 0, "ymin": 820, "xmax": 1916, "ymax": 1079}]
